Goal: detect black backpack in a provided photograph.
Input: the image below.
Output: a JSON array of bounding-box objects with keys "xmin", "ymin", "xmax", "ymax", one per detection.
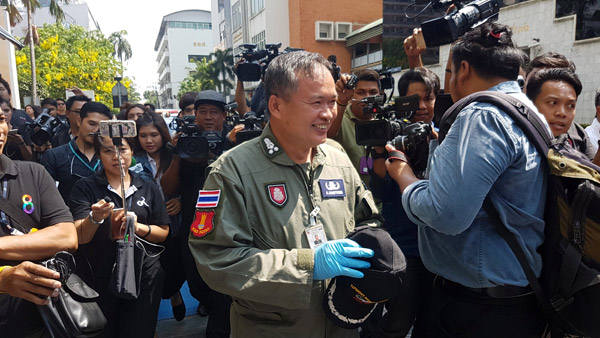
[{"xmin": 438, "ymin": 91, "xmax": 600, "ymax": 338}]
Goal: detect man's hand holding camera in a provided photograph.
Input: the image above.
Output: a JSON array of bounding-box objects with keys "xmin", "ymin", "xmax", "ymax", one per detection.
[
  {"xmin": 335, "ymin": 74, "xmax": 355, "ymax": 107},
  {"xmin": 384, "ymin": 144, "xmax": 419, "ymax": 192}
]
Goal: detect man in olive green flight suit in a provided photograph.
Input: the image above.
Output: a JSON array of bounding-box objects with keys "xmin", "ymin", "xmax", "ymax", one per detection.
[{"xmin": 188, "ymin": 51, "xmax": 382, "ymax": 338}]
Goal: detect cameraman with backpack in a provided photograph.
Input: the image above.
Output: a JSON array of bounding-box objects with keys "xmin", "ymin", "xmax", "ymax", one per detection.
[{"xmin": 384, "ymin": 23, "xmax": 551, "ymax": 337}]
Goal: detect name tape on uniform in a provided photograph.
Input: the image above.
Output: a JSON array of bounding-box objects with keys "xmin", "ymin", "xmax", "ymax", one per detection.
[{"xmin": 319, "ymin": 179, "xmax": 346, "ymax": 198}]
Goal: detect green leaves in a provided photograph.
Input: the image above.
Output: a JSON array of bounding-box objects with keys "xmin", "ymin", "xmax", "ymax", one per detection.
[
  {"xmin": 15, "ymin": 23, "xmax": 126, "ymax": 106},
  {"xmin": 177, "ymin": 48, "xmax": 235, "ymax": 98}
]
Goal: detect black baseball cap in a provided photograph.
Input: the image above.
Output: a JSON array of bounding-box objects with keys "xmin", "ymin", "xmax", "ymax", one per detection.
[
  {"xmin": 194, "ymin": 90, "xmax": 226, "ymax": 110},
  {"xmin": 323, "ymin": 226, "xmax": 406, "ymax": 329}
]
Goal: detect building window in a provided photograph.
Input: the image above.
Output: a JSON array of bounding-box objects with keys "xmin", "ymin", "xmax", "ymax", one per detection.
[
  {"xmin": 336, "ymin": 22, "xmax": 352, "ymax": 40},
  {"xmin": 219, "ymin": 21, "xmax": 226, "ymax": 42},
  {"xmin": 315, "ymin": 21, "xmax": 334, "ymax": 41},
  {"xmin": 232, "ymin": 2, "xmax": 242, "ymax": 31},
  {"xmin": 556, "ymin": 0, "xmax": 600, "ymax": 40},
  {"xmin": 168, "ymin": 21, "xmax": 212, "ymax": 30},
  {"xmin": 252, "ymin": 30, "xmax": 266, "ymax": 50},
  {"xmin": 189, "ymin": 55, "xmax": 209, "ymax": 63},
  {"xmin": 218, "ymin": 0, "xmax": 225, "ymax": 12},
  {"xmin": 251, "ymin": 0, "xmax": 265, "ymax": 16}
]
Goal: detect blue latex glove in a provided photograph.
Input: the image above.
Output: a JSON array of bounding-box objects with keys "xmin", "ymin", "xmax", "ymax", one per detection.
[{"xmin": 313, "ymin": 239, "xmax": 374, "ymax": 280}]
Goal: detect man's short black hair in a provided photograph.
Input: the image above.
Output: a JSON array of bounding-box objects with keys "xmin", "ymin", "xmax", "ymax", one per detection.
[
  {"xmin": 179, "ymin": 92, "xmax": 198, "ymax": 110},
  {"xmin": 355, "ymin": 69, "xmax": 381, "ymax": 90},
  {"xmin": 0, "ymin": 74, "xmax": 10, "ymax": 96},
  {"xmin": 451, "ymin": 22, "xmax": 524, "ymax": 81},
  {"xmin": 528, "ymin": 52, "xmax": 576, "ymax": 76},
  {"xmin": 65, "ymin": 95, "xmax": 91, "ymax": 110},
  {"xmin": 56, "ymin": 98, "xmax": 65, "ymax": 104},
  {"xmin": 41, "ymin": 97, "xmax": 58, "ymax": 108},
  {"xmin": 525, "ymin": 68, "xmax": 582, "ymax": 103},
  {"xmin": 144, "ymin": 103, "xmax": 156, "ymax": 112},
  {"xmin": 595, "ymin": 87, "xmax": 600, "ymax": 108},
  {"xmin": 80, "ymin": 101, "xmax": 112, "ymax": 120},
  {"xmin": 397, "ymin": 67, "xmax": 440, "ymax": 98}
]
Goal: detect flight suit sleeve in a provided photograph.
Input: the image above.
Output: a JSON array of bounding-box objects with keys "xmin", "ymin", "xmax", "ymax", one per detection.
[
  {"xmin": 353, "ymin": 163, "xmax": 383, "ymax": 228},
  {"xmin": 188, "ymin": 164, "xmax": 315, "ymax": 310}
]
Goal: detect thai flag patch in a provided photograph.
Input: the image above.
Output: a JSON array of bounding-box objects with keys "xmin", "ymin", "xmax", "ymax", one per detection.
[{"xmin": 196, "ymin": 190, "xmax": 221, "ymax": 208}]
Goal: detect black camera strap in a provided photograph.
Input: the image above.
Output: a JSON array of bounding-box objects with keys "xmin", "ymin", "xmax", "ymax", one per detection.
[{"xmin": 0, "ymin": 179, "xmax": 35, "ymax": 235}]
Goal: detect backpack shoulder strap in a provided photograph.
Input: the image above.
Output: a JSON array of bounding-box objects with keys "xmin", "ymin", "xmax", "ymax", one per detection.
[
  {"xmin": 0, "ymin": 195, "xmax": 35, "ymax": 234},
  {"xmin": 438, "ymin": 91, "xmax": 553, "ymax": 159}
]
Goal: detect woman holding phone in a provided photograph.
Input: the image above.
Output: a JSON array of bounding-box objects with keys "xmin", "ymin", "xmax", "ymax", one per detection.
[{"xmin": 68, "ymin": 134, "xmax": 169, "ymax": 338}]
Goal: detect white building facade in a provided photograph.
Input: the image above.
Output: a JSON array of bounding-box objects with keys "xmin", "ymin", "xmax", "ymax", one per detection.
[
  {"xmin": 11, "ymin": 2, "xmax": 98, "ymax": 38},
  {"xmin": 154, "ymin": 10, "xmax": 213, "ymax": 109},
  {"xmin": 422, "ymin": 0, "xmax": 600, "ymax": 124}
]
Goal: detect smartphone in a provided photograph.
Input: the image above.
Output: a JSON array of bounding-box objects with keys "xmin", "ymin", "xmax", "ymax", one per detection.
[
  {"xmin": 8, "ymin": 129, "xmax": 18, "ymax": 135},
  {"xmin": 414, "ymin": 30, "xmax": 426, "ymax": 49},
  {"xmin": 99, "ymin": 120, "xmax": 137, "ymax": 138}
]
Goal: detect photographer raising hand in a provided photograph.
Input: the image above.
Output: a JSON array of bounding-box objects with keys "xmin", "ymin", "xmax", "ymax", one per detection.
[{"xmin": 385, "ymin": 23, "xmax": 551, "ymax": 337}]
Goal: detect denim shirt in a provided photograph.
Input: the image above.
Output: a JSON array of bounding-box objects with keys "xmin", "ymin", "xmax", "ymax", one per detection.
[{"xmin": 402, "ymin": 81, "xmax": 550, "ymax": 288}]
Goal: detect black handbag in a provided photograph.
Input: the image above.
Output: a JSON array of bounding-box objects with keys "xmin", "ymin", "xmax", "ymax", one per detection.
[
  {"xmin": 37, "ymin": 252, "xmax": 107, "ymax": 338},
  {"xmin": 0, "ymin": 196, "xmax": 107, "ymax": 337}
]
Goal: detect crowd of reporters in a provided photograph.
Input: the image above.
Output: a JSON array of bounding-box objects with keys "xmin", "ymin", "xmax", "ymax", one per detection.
[{"xmin": 1, "ymin": 16, "xmax": 600, "ymax": 337}]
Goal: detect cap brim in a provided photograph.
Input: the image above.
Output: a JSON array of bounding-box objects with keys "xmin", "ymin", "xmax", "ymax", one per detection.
[{"xmin": 323, "ymin": 278, "xmax": 379, "ymax": 329}]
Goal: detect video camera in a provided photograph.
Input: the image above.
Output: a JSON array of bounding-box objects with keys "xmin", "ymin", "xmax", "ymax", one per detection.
[
  {"xmin": 355, "ymin": 95, "xmax": 432, "ymax": 177},
  {"xmin": 235, "ymin": 43, "xmax": 304, "ymax": 82},
  {"xmin": 228, "ymin": 111, "xmax": 265, "ymax": 144},
  {"xmin": 27, "ymin": 109, "xmax": 66, "ymax": 146},
  {"xmin": 420, "ymin": 0, "xmax": 499, "ymax": 47},
  {"xmin": 169, "ymin": 116, "xmax": 223, "ymax": 159}
]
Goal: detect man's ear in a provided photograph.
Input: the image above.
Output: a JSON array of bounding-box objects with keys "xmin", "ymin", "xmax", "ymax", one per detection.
[
  {"xmin": 596, "ymin": 105, "xmax": 600, "ymax": 121},
  {"xmin": 268, "ymin": 95, "xmax": 282, "ymax": 120},
  {"xmin": 76, "ymin": 115, "xmax": 82, "ymax": 128},
  {"xmin": 458, "ymin": 60, "xmax": 471, "ymax": 88}
]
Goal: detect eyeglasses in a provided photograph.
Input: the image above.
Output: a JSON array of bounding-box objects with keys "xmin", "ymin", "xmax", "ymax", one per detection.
[
  {"xmin": 69, "ymin": 109, "xmax": 81, "ymax": 114},
  {"xmin": 58, "ymin": 103, "xmax": 66, "ymax": 106}
]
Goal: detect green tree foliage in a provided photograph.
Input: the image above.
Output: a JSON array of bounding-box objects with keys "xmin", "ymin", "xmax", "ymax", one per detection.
[
  {"xmin": 382, "ymin": 37, "xmax": 408, "ymax": 70},
  {"xmin": 178, "ymin": 48, "xmax": 235, "ymax": 98},
  {"xmin": 178, "ymin": 58, "xmax": 217, "ymax": 97},
  {"xmin": 109, "ymin": 30, "xmax": 132, "ymax": 76},
  {"xmin": 14, "ymin": 23, "xmax": 132, "ymax": 107},
  {"xmin": 143, "ymin": 90, "xmax": 159, "ymax": 107}
]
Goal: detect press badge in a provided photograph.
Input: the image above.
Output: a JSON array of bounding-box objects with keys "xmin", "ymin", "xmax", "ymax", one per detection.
[
  {"xmin": 359, "ymin": 156, "xmax": 373, "ymax": 175},
  {"xmin": 305, "ymin": 206, "xmax": 328, "ymax": 249}
]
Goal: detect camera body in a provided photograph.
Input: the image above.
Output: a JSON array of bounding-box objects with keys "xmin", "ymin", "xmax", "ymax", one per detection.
[
  {"xmin": 355, "ymin": 95, "xmax": 432, "ymax": 177},
  {"xmin": 228, "ymin": 111, "xmax": 264, "ymax": 144},
  {"xmin": 236, "ymin": 43, "xmax": 302, "ymax": 82},
  {"xmin": 421, "ymin": 0, "xmax": 499, "ymax": 47},
  {"xmin": 170, "ymin": 116, "xmax": 224, "ymax": 159},
  {"xmin": 27, "ymin": 110, "xmax": 66, "ymax": 146}
]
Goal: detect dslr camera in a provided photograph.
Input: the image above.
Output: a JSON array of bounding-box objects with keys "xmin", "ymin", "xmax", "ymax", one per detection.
[
  {"xmin": 27, "ymin": 109, "xmax": 66, "ymax": 146},
  {"xmin": 355, "ymin": 95, "xmax": 432, "ymax": 177},
  {"xmin": 228, "ymin": 111, "xmax": 264, "ymax": 144},
  {"xmin": 169, "ymin": 116, "xmax": 223, "ymax": 159},
  {"xmin": 420, "ymin": 0, "xmax": 499, "ymax": 47}
]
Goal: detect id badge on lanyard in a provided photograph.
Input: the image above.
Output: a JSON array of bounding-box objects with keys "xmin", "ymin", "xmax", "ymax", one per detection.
[{"xmin": 305, "ymin": 206, "xmax": 328, "ymax": 250}]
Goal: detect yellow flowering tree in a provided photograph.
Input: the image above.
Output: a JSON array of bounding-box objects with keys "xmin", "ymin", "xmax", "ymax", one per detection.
[{"xmin": 15, "ymin": 23, "xmax": 134, "ymax": 108}]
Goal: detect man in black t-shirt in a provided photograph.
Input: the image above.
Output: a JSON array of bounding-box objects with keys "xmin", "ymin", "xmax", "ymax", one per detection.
[{"xmin": 0, "ymin": 107, "xmax": 78, "ymax": 337}]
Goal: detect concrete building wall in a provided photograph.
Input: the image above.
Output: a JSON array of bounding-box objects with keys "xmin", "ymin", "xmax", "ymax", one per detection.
[
  {"xmin": 155, "ymin": 10, "xmax": 213, "ymax": 108},
  {"xmin": 419, "ymin": 0, "xmax": 600, "ymax": 124},
  {"xmin": 12, "ymin": 3, "xmax": 92, "ymax": 37},
  {"xmin": 288, "ymin": 0, "xmax": 382, "ymax": 73}
]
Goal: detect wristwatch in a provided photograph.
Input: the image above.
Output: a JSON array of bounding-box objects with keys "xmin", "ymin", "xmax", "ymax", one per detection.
[{"xmin": 88, "ymin": 211, "xmax": 104, "ymax": 225}]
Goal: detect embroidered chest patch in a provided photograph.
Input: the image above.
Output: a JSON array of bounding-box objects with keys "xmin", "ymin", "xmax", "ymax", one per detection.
[{"xmin": 267, "ymin": 184, "xmax": 287, "ymax": 207}]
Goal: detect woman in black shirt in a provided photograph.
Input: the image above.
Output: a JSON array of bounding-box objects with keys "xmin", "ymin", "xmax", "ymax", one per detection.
[{"xmin": 69, "ymin": 135, "xmax": 169, "ymax": 338}]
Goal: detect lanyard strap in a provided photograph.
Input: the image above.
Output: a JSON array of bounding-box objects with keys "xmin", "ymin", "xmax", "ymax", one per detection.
[
  {"xmin": 1, "ymin": 180, "xmax": 8, "ymax": 225},
  {"xmin": 69, "ymin": 142, "xmax": 100, "ymax": 173}
]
